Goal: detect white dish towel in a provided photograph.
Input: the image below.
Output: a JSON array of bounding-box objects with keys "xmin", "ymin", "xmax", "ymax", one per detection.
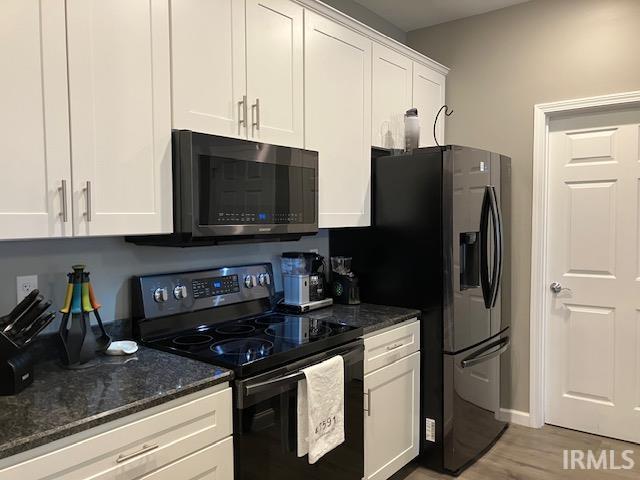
[{"xmin": 297, "ymin": 355, "xmax": 345, "ymax": 464}]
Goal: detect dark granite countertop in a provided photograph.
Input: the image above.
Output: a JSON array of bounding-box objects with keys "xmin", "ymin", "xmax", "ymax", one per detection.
[
  {"xmin": 303, "ymin": 303, "xmax": 420, "ymax": 334},
  {"xmin": 0, "ymin": 347, "xmax": 232, "ymax": 461}
]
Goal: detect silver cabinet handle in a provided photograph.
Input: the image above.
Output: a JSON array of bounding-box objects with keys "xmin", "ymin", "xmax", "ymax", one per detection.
[
  {"xmin": 363, "ymin": 389, "xmax": 371, "ymax": 416},
  {"xmin": 115, "ymin": 443, "xmax": 159, "ymax": 464},
  {"xmin": 386, "ymin": 343, "xmax": 403, "ymax": 351},
  {"xmin": 84, "ymin": 181, "xmax": 92, "ymax": 222},
  {"xmin": 58, "ymin": 180, "xmax": 68, "ymax": 222},
  {"xmin": 238, "ymin": 95, "xmax": 248, "ymax": 135},
  {"xmin": 251, "ymin": 98, "xmax": 260, "ymax": 132}
]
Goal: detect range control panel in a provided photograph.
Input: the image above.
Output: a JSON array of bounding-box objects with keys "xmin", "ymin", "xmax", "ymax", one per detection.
[
  {"xmin": 135, "ymin": 264, "xmax": 274, "ymax": 320},
  {"xmin": 192, "ymin": 275, "xmax": 240, "ymax": 299}
]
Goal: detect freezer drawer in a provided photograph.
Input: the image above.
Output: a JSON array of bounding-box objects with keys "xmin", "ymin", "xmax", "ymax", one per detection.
[{"xmin": 443, "ymin": 330, "xmax": 510, "ymax": 474}]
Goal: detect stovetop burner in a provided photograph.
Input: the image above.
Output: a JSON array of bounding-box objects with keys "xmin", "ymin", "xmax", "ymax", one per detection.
[
  {"xmin": 210, "ymin": 338, "xmax": 273, "ymax": 360},
  {"xmin": 255, "ymin": 315, "xmax": 285, "ymax": 325},
  {"xmin": 215, "ymin": 324, "xmax": 256, "ymax": 335},
  {"xmin": 172, "ymin": 334, "xmax": 213, "ymax": 346}
]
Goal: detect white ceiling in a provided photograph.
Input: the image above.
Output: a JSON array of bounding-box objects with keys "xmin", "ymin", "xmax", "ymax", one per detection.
[{"xmin": 353, "ymin": 0, "xmax": 531, "ymax": 31}]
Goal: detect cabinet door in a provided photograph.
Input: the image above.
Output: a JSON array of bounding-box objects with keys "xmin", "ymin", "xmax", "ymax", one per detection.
[
  {"xmin": 371, "ymin": 43, "xmax": 412, "ymax": 150},
  {"xmin": 171, "ymin": 0, "xmax": 247, "ymax": 139},
  {"xmin": 66, "ymin": 0, "xmax": 173, "ymax": 236},
  {"xmin": 138, "ymin": 438, "xmax": 234, "ymax": 480},
  {"xmin": 246, "ymin": 0, "xmax": 304, "ymax": 148},
  {"xmin": 412, "ymin": 62, "xmax": 446, "ymax": 147},
  {"xmin": 305, "ymin": 11, "xmax": 372, "ymax": 228},
  {"xmin": 0, "ymin": 0, "xmax": 71, "ymax": 239},
  {"xmin": 364, "ymin": 352, "xmax": 420, "ymax": 480}
]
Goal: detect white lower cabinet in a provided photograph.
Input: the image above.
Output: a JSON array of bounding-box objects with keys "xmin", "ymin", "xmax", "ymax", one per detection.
[
  {"xmin": 0, "ymin": 386, "xmax": 233, "ymax": 480},
  {"xmin": 363, "ymin": 322, "xmax": 420, "ymax": 480}
]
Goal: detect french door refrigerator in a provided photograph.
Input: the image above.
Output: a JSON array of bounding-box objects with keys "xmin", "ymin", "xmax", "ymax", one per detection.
[{"xmin": 329, "ymin": 145, "xmax": 511, "ymax": 475}]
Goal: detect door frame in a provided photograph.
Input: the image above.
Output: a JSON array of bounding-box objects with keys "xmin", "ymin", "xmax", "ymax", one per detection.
[{"xmin": 529, "ymin": 90, "xmax": 640, "ymax": 428}]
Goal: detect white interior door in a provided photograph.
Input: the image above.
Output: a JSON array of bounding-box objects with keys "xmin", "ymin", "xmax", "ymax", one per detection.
[
  {"xmin": 371, "ymin": 43, "xmax": 412, "ymax": 150},
  {"xmin": 412, "ymin": 63, "xmax": 445, "ymax": 147},
  {"xmin": 171, "ymin": 0, "xmax": 247, "ymax": 139},
  {"xmin": 0, "ymin": 0, "xmax": 72, "ymax": 239},
  {"xmin": 246, "ymin": 0, "xmax": 304, "ymax": 148},
  {"xmin": 305, "ymin": 11, "xmax": 372, "ymax": 228},
  {"xmin": 546, "ymin": 107, "xmax": 640, "ymax": 443},
  {"xmin": 66, "ymin": 0, "xmax": 173, "ymax": 236}
]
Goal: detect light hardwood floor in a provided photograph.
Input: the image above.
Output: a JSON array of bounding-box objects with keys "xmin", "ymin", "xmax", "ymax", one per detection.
[{"xmin": 402, "ymin": 424, "xmax": 640, "ymax": 479}]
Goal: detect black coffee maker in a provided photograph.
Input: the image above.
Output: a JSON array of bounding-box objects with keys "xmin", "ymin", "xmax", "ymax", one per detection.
[{"xmin": 331, "ymin": 256, "xmax": 360, "ymax": 305}]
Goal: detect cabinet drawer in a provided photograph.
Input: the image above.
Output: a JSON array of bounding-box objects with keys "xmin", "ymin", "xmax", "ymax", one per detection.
[
  {"xmin": 1, "ymin": 387, "xmax": 232, "ymax": 480},
  {"xmin": 139, "ymin": 436, "xmax": 233, "ymax": 480},
  {"xmin": 364, "ymin": 320, "xmax": 420, "ymax": 374}
]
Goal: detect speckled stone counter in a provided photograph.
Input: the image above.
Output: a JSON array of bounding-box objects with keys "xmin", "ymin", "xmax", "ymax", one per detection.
[
  {"xmin": 0, "ymin": 347, "xmax": 232, "ymax": 461},
  {"xmin": 304, "ymin": 303, "xmax": 420, "ymax": 335}
]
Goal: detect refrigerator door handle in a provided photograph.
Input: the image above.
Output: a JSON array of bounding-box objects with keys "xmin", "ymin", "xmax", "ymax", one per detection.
[
  {"xmin": 480, "ymin": 186, "xmax": 492, "ymax": 308},
  {"xmin": 488, "ymin": 186, "xmax": 503, "ymax": 308},
  {"xmin": 460, "ymin": 335, "xmax": 510, "ymax": 369}
]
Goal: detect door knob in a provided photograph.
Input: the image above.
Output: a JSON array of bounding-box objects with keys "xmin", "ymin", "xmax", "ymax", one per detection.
[{"xmin": 550, "ymin": 282, "xmax": 571, "ymax": 294}]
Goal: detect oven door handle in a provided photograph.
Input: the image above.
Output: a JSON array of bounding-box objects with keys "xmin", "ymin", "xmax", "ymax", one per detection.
[{"xmin": 244, "ymin": 344, "xmax": 363, "ymax": 397}]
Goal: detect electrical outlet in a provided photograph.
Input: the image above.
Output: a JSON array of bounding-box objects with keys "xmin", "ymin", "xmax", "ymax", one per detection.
[{"xmin": 16, "ymin": 275, "xmax": 38, "ymax": 303}]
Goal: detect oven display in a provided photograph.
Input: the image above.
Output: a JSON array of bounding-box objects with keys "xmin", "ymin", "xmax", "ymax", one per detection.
[{"xmin": 192, "ymin": 275, "xmax": 239, "ymax": 299}]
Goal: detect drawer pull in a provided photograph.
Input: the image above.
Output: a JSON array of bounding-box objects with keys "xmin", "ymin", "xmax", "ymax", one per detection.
[
  {"xmin": 363, "ymin": 389, "xmax": 371, "ymax": 416},
  {"xmin": 386, "ymin": 343, "xmax": 403, "ymax": 351},
  {"xmin": 116, "ymin": 444, "xmax": 159, "ymax": 464}
]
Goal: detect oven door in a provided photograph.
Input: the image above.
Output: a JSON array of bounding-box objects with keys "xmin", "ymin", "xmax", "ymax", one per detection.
[
  {"xmin": 175, "ymin": 130, "xmax": 318, "ymax": 238},
  {"xmin": 234, "ymin": 341, "xmax": 364, "ymax": 480}
]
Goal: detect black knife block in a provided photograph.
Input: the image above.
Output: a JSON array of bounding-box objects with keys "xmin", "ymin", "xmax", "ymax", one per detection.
[{"xmin": 0, "ymin": 332, "xmax": 34, "ymax": 395}]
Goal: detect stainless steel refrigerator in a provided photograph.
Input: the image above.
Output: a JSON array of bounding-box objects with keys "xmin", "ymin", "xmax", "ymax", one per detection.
[{"xmin": 329, "ymin": 145, "xmax": 511, "ymax": 475}]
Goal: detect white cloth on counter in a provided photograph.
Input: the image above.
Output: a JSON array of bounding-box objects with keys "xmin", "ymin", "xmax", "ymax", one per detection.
[{"xmin": 297, "ymin": 355, "xmax": 345, "ymax": 464}]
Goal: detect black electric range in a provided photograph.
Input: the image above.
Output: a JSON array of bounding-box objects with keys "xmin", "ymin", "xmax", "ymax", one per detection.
[{"xmin": 132, "ymin": 263, "xmax": 365, "ymax": 480}]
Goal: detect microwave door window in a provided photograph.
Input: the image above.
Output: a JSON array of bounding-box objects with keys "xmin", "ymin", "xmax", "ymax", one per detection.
[{"xmin": 198, "ymin": 155, "xmax": 315, "ymax": 226}]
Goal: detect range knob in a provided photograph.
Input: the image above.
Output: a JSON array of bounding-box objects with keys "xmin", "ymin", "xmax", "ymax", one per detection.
[
  {"xmin": 173, "ymin": 285, "xmax": 188, "ymax": 300},
  {"xmin": 153, "ymin": 287, "xmax": 169, "ymax": 303},
  {"xmin": 258, "ymin": 273, "xmax": 271, "ymax": 286},
  {"xmin": 244, "ymin": 275, "xmax": 257, "ymax": 288}
]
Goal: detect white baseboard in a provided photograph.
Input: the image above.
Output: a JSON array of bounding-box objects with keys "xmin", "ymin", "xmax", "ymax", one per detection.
[{"xmin": 498, "ymin": 408, "xmax": 533, "ymax": 427}]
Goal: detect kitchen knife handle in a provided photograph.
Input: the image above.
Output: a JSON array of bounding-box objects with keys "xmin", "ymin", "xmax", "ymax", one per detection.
[
  {"xmin": 59, "ymin": 179, "xmax": 69, "ymax": 223},
  {"xmin": 84, "ymin": 181, "xmax": 92, "ymax": 222}
]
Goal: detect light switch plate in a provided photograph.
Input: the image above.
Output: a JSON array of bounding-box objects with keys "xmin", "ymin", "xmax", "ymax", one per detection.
[{"xmin": 16, "ymin": 275, "xmax": 38, "ymax": 303}]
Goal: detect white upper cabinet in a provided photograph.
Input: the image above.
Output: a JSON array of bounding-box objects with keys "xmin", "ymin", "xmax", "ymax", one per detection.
[
  {"xmin": 413, "ymin": 62, "xmax": 446, "ymax": 147},
  {"xmin": 246, "ymin": 0, "xmax": 304, "ymax": 147},
  {"xmin": 171, "ymin": 0, "xmax": 304, "ymax": 148},
  {"xmin": 0, "ymin": 0, "xmax": 72, "ymax": 239},
  {"xmin": 171, "ymin": 0, "xmax": 246, "ymax": 139},
  {"xmin": 371, "ymin": 43, "xmax": 413, "ymax": 150},
  {"xmin": 66, "ymin": 0, "xmax": 173, "ymax": 236},
  {"xmin": 305, "ymin": 11, "xmax": 372, "ymax": 228}
]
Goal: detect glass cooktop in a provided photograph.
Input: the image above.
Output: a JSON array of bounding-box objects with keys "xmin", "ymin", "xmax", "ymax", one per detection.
[{"xmin": 146, "ymin": 313, "xmax": 362, "ymax": 377}]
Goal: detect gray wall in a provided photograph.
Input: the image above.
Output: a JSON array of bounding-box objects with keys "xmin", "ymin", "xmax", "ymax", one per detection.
[
  {"xmin": 321, "ymin": 0, "xmax": 407, "ymax": 43},
  {"xmin": 408, "ymin": 0, "xmax": 640, "ymax": 412},
  {"xmin": 0, "ymin": 232, "xmax": 328, "ymax": 333}
]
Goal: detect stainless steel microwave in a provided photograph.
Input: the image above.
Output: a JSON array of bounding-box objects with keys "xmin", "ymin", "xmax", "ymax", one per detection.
[{"xmin": 128, "ymin": 131, "xmax": 318, "ymax": 246}]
